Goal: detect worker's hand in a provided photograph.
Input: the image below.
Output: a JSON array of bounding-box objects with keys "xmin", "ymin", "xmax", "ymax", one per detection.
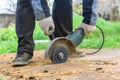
[
  {"xmin": 76, "ymin": 22, "xmax": 96, "ymax": 36},
  {"xmin": 39, "ymin": 16, "xmax": 55, "ymax": 35}
]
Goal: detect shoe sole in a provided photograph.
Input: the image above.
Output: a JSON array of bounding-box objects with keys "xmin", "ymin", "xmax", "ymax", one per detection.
[{"xmin": 12, "ymin": 61, "xmax": 28, "ymax": 66}]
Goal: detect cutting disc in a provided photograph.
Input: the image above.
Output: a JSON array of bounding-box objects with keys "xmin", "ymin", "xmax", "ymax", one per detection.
[
  {"xmin": 45, "ymin": 37, "xmax": 76, "ymax": 63},
  {"xmin": 51, "ymin": 46, "xmax": 68, "ymax": 63}
]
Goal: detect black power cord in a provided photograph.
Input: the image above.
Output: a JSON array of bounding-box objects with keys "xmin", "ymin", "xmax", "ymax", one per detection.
[{"xmin": 86, "ymin": 25, "xmax": 105, "ymax": 55}]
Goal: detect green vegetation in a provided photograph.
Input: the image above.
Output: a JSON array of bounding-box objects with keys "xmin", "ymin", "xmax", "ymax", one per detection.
[
  {"xmin": 0, "ymin": 13, "xmax": 120, "ymax": 54},
  {"xmin": 73, "ymin": 13, "xmax": 120, "ymax": 49},
  {"xmin": 0, "ymin": 78, "xmax": 3, "ymax": 80},
  {"xmin": 0, "ymin": 22, "xmax": 49, "ymax": 54}
]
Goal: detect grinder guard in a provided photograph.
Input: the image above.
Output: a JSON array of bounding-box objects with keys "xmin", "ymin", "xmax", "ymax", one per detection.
[{"xmin": 45, "ymin": 37, "xmax": 76, "ymax": 59}]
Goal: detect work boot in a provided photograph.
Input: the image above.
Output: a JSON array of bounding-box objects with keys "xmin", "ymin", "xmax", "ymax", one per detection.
[
  {"xmin": 39, "ymin": 16, "xmax": 55, "ymax": 35},
  {"xmin": 76, "ymin": 49, "xmax": 86, "ymax": 57},
  {"xmin": 76, "ymin": 22, "xmax": 96, "ymax": 36},
  {"xmin": 12, "ymin": 52, "xmax": 32, "ymax": 66}
]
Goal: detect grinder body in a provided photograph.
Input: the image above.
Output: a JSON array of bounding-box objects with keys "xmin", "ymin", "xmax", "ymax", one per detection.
[
  {"xmin": 45, "ymin": 28, "xmax": 84, "ymax": 64},
  {"xmin": 66, "ymin": 29, "xmax": 84, "ymax": 47}
]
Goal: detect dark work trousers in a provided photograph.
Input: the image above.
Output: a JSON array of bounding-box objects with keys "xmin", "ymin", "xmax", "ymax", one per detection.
[
  {"xmin": 49, "ymin": 0, "xmax": 98, "ymax": 39},
  {"xmin": 82, "ymin": 0, "xmax": 98, "ymax": 25},
  {"xmin": 16, "ymin": 0, "xmax": 73, "ymax": 55},
  {"xmin": 49, "ymin": 0, "xmax": 73, "ymax": 40}
]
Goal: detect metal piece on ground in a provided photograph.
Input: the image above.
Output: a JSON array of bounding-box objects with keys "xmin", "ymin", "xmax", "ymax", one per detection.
[{"xmin": 76, "ymin": 49, "xmax": 86, "ymax": 57}]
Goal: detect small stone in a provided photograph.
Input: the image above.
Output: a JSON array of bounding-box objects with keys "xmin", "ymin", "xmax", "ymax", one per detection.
[
  {"xmin": 19, "ymin": 75, "xmax": 24, "ymax": 78},
  {"xmin": 29, "ymin": 76, "xmax": 35, "ymax": 80},
  {"xmin": 38, "ymin": 78, "xmax": 42, "ymax": 80},
  {"xmin": 4, "ymin": 72, "xmax": 10, "ymax": 76},
  {"xmin": 10, "ymin": 57, "xmax": 13, "ymax": 59},
  {"xmin": 3, "ymin": 55, "xmax": 6, "ymax": 57},
  {"xmin": 43, "ymin": 70, "xmax": 48, "ymax": 73},
  {"xmin": 56, "ymin": 78, "xmax": 61, "ymax": 80},
  {"xmin": 7, "ymin": 62, "xmax": 11, "ymax": 64},
  {"xmin": 96, "ymin": 67, "xmax": 102, "ymax": 71}
]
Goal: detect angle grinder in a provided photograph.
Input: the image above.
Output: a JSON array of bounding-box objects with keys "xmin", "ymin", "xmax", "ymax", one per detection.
[{"xmin": 45, "ymin": 28, "xmax": 84, "ymax": 64}]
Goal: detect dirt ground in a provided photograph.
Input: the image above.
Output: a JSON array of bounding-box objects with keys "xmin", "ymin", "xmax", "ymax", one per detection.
[{"xmin": 0, "ymin": 48, "xmax": 120, "ymax": 80}]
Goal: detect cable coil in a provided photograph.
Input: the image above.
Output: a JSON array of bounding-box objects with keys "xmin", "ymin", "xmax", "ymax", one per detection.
[{"xmin": 86, "ymin": 25, "xmax": 105, "ymax": 55}]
